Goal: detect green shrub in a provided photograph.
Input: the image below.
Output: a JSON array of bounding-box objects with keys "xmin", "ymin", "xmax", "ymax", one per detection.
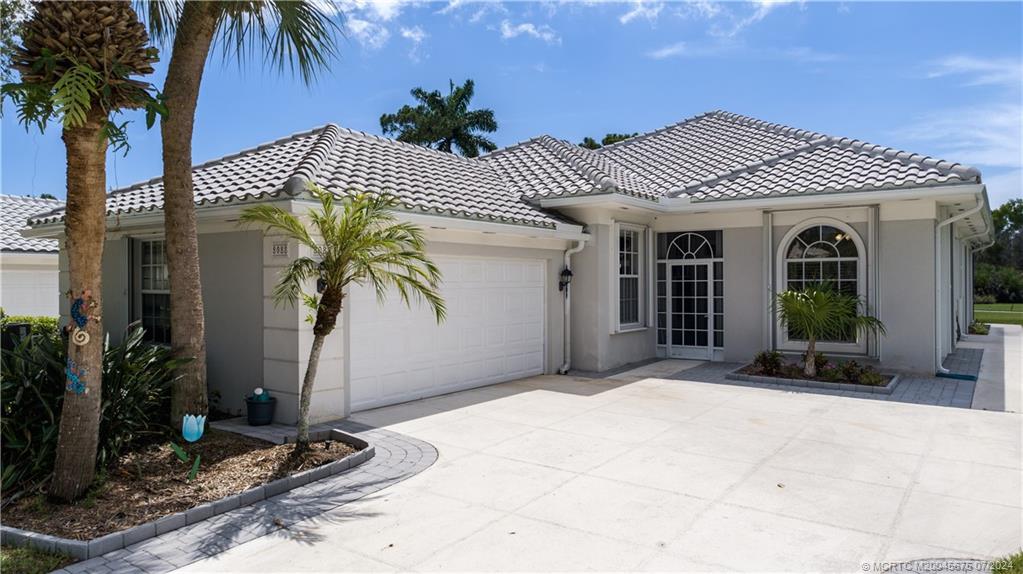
[
  {"xmin": 994, "ymin": 551, "xmax": 1023, "ymax": 574},
  {"xmin": 751, "ymin": 350, "xmax": 783, "ymax": 376},
  {"xmin": 840, "ymin": 360, "xmax": 863, "ymax": 384},
  {"xmin": 0, "ymin": 313, "xmax": 60, "ymax": 349},
  {"xmin": 974, "ymin": 294, "xmax": 997, "ymax": 305},
  {"xmin": 975, "ymin": 263, "xmax": 1023, "ymax": 303},
  {"xmin": 819, "ymin": 365, "xmax": 842, "ymax": 382},
  {"xmin": 969, "ymin": 321, "xmax": 991, "ymax": 335},
  {"xmin": 0, "ymin": 324, "xmax": 186, "ymax": 495},
  {"xmin": 858, "ymin": 369, "xmax": 886, "ymax": 387}
]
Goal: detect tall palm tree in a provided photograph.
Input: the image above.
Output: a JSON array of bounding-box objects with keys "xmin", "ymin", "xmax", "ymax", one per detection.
[
  {"xmin": 380, "ymin": 79, "xmax": 498, "ymax": 157},
  {"xmin": 776, "ymin": 284, "xmax": 886, "ymax": 377},
  {"xmin": 139, "ymin": 0, "xmax": 341, "ymax": 428},
  {"xmin": 5, "ymin": 0, "xmax": 158, "ymax": 501},
  {"xmin": 241, "ymin": 187, "xmax": 445, "ymax": 447}
]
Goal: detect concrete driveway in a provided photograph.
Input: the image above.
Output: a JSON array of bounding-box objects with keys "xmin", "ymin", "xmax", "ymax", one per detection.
[{"xmin": 178, "ymin": 361, "xmax": 1021, "ymax": 572}]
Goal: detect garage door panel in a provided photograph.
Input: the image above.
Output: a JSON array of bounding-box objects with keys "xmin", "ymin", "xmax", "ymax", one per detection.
[{"xmin": 350, "ymin": 255, "xmax": 546, "ymax": 411}]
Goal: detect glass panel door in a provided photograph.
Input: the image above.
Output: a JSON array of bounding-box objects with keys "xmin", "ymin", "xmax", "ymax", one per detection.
[{"xmin": 667, "ymin": 262, "xmax": 713, "ymax": 360}]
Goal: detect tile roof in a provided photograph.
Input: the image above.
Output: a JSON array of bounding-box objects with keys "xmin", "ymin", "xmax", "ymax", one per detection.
[
  {"xmin": 315, "ymin": 127, "xmax": 561, "ymax": 228},
  {"xmin": 481, "ymin": 136, "xmax": 661, "ymax": 200},
  {"xmin": 596, "ymin": 110, "xmax": 980, "ymax": 203},
  {"xmin": 26, "ymin": 110, "xmax": 983, "ymax": 230},
  {"xmin": 30, "ymin": 125, "xmax": 564, "ymax": 229},
  {"xmin": 1, "ymin": 194, "xmax": 62, "ymax": 253}
]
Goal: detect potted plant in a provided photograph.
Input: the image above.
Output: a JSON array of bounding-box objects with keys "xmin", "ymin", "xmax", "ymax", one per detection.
[{"xmin": 245, "ymin": 387, "xmax": 276, "ymax": 426}]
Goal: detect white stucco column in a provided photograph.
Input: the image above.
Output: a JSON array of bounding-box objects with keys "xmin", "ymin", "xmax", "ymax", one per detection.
[{"xmin": 261, "ymin": 232, "xmax": 346, "ymax": 424}]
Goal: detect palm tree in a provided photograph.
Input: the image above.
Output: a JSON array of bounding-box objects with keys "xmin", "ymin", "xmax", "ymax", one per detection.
[
  {"xmin": 5, "ymin": 0, "xmax": 159, "ymax": 501},
  {"xmin": 380, "ymin": 79, "xmax": 497, "ymax": 157},
  {"xmin": 241, "ymin": 187, "xmax": 446, "ymax": 447},
  {"xmin": 776, "ymin": 284, "xmax": 886, "ymax": 377},
  {"xmin": 139, "ymin": 0, "xmax": 342, "ymax": 429}
]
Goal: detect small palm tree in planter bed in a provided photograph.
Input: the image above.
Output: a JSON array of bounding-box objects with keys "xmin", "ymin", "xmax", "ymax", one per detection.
[
  {"xmin": 776, "ymin": 284, "xmax": 886, "ymax": 378},
  {"xmin": 241, "ymin": 187, "xmax": 446, "ymax": 450}
]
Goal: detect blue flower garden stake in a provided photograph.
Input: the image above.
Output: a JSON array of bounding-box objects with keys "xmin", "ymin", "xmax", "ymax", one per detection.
[{"xmin": 182, "ymin": 414, "xmax": 206, "ymax": 443}]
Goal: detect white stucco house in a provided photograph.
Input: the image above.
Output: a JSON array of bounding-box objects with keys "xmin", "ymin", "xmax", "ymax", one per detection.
[
  {"xmin": 1, "ymin": 194, "xmax": 62, "ymax": 317},
  {"xmin": 25, "ymin": 110, "xmax": 993, "ymax": 422}
]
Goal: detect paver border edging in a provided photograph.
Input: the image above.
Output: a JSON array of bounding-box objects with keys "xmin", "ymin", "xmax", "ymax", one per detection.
[
  {"xmin": 726, "ymin": 367, "xmax": 901, "ymax": 395},
  {"xmin": 0, "ymin": 429, "xmax": 374, "ymax": 561}
]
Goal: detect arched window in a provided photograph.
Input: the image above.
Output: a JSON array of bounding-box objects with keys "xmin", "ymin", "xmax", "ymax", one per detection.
[
  {"xmin": 665, "ymin": 232, "xmax": 714, "ymax": 259},
  {"xmin": 780, "ymin": 222, "xmax": 863, "ymax": 345},
  {"xmin": 784, "ymin": 224, "xmax": 859, "ymax": 296}
]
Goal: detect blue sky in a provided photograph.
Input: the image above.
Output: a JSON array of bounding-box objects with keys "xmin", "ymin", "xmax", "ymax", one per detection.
[{"xmin": 3, "ymin": 0, "xmax": 1021, "ymax": 207}]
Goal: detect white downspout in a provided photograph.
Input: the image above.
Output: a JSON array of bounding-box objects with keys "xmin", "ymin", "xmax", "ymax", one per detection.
[
  {"xmin": 559, "ymin": 240, "xmax": 587, "ymax": 374},
  {"xmin": 934, "ymin": 194, "xmax": 986, "ymax": 373}
]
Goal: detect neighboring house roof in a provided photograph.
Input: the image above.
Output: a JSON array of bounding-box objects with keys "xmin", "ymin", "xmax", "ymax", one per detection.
[
  {"xmin": 27, "ymin": 110, "xmax": 983, "ymax": 229},
  {"xmin": 1, "ymin": 194, "xmax": 62, "ymax": 253}
]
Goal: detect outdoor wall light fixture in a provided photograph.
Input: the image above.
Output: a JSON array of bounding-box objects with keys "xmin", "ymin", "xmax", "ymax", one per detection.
[{"xmin": 559, "ymin": 267, "xmax": 574, "ymax": 291}]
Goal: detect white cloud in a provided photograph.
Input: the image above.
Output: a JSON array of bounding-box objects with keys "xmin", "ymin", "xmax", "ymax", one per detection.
[
  {"xmin": 620, "ymin": 1, "xmax": 663, "ymax": 25},
  {"xmin": 927, "ymin": 56, "xmax": 1023, "ymax": 88},
  {"xmin": 676, "ymin": 0, "xmax": 723, "ymax": 19},
  {"xmin": 338, "ymin": 0, "xmax": 409, "ymax": 21},
  {"xmin": 347, "ymin": 18, "xmax": 391, "ymax": 50},
  {"xmin": 714, "ymin": 0, "xmax": 801, "ymax": 38},
  {"xmin": 498, "ymin": 20, "xmax": 560, "ymax": 45},
  {"xmin": 400, "ymin": 25, "xmax": 428, "ymax": 62},
  {"xmin": 892, "ymin": 102, "xmax": 1023, "ymax": 207},
  {"xmin": 647, "ymin": 42, "xmax": 688, "ymax": 59}
]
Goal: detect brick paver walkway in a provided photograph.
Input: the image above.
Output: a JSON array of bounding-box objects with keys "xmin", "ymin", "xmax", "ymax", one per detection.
[
  {"xmin": 55, "ymin": 422, "xmax": 437, "ymax": 574},
  {"xmin": 666, "ymin": 362, "xmax": 978, "ymax": 409}
]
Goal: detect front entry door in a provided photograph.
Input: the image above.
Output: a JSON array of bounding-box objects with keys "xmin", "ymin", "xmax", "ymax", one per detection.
[{"xmin": 667, "ymin": 262, "xmax": 714, "ymax": 360}]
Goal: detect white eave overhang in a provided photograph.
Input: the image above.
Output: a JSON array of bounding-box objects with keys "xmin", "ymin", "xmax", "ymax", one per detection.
[{"xmin": 25, "ymin": 196, "xmax": 590, "ymax": 244}]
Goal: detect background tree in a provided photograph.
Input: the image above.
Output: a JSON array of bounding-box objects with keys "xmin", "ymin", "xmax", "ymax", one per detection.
[
  {"xmin": 577, "ymin": 132, "xmax": 638, "ymax": 149},
  {"xmin": 776, "ymin": 284, "xmax": 886, "ymax": 377},
  {"xmin": 4, "ymin": 0, "xmax": 159, "ymax": 501},
  {"xmin": 978, "ymin": 198, "xmax": 1023, "ymax": 269},
  {"xmin": 380, "ymin": 79, "xmax": 497, "ymax": 157},
  {"xmin": 139, "ymin": 0, "xmax": 341, "ymax": 428},
  {"xmin": 0, "ymin": 0, "xmax": 31, "ymax": 84},
  {"xmin": 242, "ymin": 188, "xmax": 445, "ymax": 447}
]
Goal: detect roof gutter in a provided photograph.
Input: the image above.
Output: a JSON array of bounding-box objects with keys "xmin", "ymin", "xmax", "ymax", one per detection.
[
  {"xmin": 933, "ymin": 190, "xmax": 987, "ymax": 375},
  {"xmin": 537, "ymin": 183, "xmax": 987, "ymax": 214}
]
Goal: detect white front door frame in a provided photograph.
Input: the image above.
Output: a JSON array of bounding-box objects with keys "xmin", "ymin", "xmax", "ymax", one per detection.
[{"xmin": 666, "ymin": 260, "xmax": 715, "ymax": 360}]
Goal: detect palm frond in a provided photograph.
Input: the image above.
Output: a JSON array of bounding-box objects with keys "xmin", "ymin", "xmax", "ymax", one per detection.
[
  {"xmin": 238, "ymin": 203, "xmax": 317, "ymax": 249},
  {"xmin": 214, "ymin": 0, "xmax": 342, "ymax": 86},
  {"xmin": 271, "ymin": 256, "xmax": 318, "ymax": 307},
  {"xmin": 135, "ymin": 0, "xmax": 183, "ymax": 46},
  {"xmin": 241, "ymin": 186, "xmax": 446, "ymax": 329}
]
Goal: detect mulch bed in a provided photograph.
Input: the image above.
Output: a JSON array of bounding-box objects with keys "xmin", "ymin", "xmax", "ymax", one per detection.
[
  {"xmin": 737, "ymin": 364, "xmax": 892, "ymax": 387},
  {"xmin": 3, "ymin": 429, "xmax": 357, "ymax": 540}
]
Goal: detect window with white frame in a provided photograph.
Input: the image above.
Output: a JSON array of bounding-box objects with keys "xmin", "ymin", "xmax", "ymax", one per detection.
[
  {"xmin": 617, "ymin": 225, "xmax": 644, "ymax": 328},
  {"xmin": 139, "ymin": 239, "xmax": 171, "ymax": 344},
  {"xmin": 783, "ymin": 224, "xmax": 860, "ymax": 342}
]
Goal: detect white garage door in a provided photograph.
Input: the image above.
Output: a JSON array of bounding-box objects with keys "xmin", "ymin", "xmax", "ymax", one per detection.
[{"xmin": 350, "ymin": 255, "xmax": 546, "ymax": 411}]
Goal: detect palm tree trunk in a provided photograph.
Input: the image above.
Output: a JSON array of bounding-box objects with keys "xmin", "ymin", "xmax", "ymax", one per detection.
[
  {"xmin": 296, "ymin": 333, "xmax": 325, "ymax": 448},
  {"xmin": 161, "ymin": 1, "xmax": 220, "ymax": 427},
  {"xmin": 296, "ymin": 289, "xmax": 345, "ymax": 448},
  {"xmin": 50, "ymin": 110, "xmax": 108, "ymax": 501},
  {"xmin": 804, "ymin": 337, "xmax": 817, "ymax": 378}
]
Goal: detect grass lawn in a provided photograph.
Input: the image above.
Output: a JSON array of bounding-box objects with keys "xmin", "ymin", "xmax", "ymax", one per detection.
[
  {"xmin": 0, "ymin": 545, "xmax": 74, "ymax": 574},
  {"xmin": 975, "ymin": 303, "xmax": 1023, "ymax": 327},
  {"xmin": 995, "ymin": 551, "xmax": 1023, "ymax": 574}
]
